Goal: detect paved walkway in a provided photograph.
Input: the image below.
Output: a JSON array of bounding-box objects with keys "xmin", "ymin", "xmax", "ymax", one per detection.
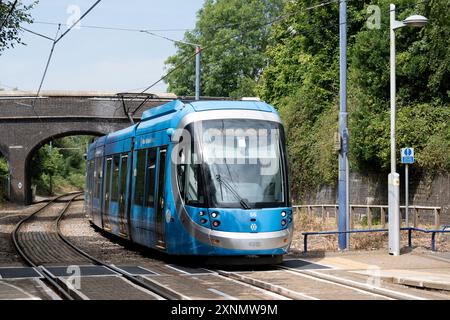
[{"xmin": 299, "ymin": 250, "xmax": 450, "ymax": 292}]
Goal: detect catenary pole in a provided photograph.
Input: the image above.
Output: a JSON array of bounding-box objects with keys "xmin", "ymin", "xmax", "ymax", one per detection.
[
  {"xmin": 195, "ymin": 46, "xmax": 201, "ymax": 100},
  {"xmin": 338, "ymin": 0, "xmax": 349, "ymax": 250}
]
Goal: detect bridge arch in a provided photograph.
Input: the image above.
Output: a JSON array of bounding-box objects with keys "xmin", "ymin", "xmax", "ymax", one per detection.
[
  {"xmin": 6, "ymin": 120, "xmax": 130, "ymax": 205},
  {"xmin": 0, "ymin": 91, "xmax": 175, "ymax": 204},
  {"xmin": 24, "ymin": 130, "xmax": 105, "ymax": 203}
]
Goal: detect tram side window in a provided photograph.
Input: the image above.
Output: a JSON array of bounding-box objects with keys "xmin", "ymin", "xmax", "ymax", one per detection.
[
  {"xmin": 119, "ymin": 154, "xmax": 128, "ymax": 198},
  {"xmin": 89, "ymin": 160, "xmax": 94, "ymax": 195},
  {"xmin": 98, "ymin": 158, "xmax": 104, "ymax": 198},
  {"xmin": 111, "ymin": 154, "xmax": 120, "ymax": 202},
  {"xmin": 85, "ymin": 161, "xmax": 90, "ymax": 193},
  {"xmin": 92, "ymin": 160, "xmax": 97, "ymax": 198},
  {"xmin": 88, "ymin": 160, "xmax": 93, "ymax": 195},
  {"xmin": 176, "ymin": 149, "xmax": 205, "ymax": 207},
  {"xmin": 134, "ymin": 150, "xmax": 146, "ymax": 206},
  {"xmin": 91, "ymin": 160, "xmax": 95, "ymax": 195},
  {"xmin": 94, "ymin": 158, "xmax": 102, "ymax": 198},
  {"xmin": 145, "ymin": 148, "xmax": 157, "ymax": 207},
  {"xmin": 177, "ymin": 164, "xmax": 186, "ymax": 200},
  {"xmin": 105, "ymin": 158, "xmax": 112, "ymax": 203},
  {"xmin": 185, "ymin": 162, "xmax": 205, "ymax": 206}
]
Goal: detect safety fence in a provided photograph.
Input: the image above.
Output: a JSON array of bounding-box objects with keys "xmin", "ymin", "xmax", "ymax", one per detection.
[
  {"xmin": 302, "ymin": 226, "xmax": 450, "ymax": 253},
  {"xmin": 293, "ymin": 204, "xmax": 442, "ymax": 229}
]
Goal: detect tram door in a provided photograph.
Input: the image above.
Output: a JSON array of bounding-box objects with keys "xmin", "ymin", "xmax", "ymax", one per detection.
[
  {"xmin": 155, "ymin": 147, "xmax": 167, "ymax": 249},
  {"xmin": 118, "ymin": 154, "xmax": 129, "ymax": 237},
  {"xmin": 102, "ymin": 157, "xmax": 112, "ymax": 231}
]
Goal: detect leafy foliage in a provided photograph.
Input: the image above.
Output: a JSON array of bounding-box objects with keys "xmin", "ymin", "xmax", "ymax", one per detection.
[
  {"xmin": 30, "ymin": 136, "xmax": 93, "ymax": 196},
  {"xmin": 0, "ymin": 155, "xmax": 8, "ymax": 201},
  {"xmin": 164, "ymin": 0, "xmax": 284, "ymax": 98},
  {"xmin": 0, "ymin": 1, "xmax": 36, "ymax": 54},
  {"xmin": 259, "ymin": 0, "xmax": 450, "ymax": 199},
  {"xmin": 349, "ymin": 0, "xmax": 450, "ymax": 174},
  {"xmin": 259, "ymin": 0, "xmax": 368, "ymax": 196}
]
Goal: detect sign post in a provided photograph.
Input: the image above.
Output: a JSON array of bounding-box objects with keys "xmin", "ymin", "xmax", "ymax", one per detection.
[
  {"xmin": 405, "ymin": 163, "xmax": 409, "ymax": 226},
  {"xmin": 401, "ymin": 147, "xmax": 414, "ymax": 227}
]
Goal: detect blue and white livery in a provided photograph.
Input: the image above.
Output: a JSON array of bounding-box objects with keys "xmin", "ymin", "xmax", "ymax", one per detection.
[{"xmin": 84, "ymin": 100, "xmax": 293, "ymax": 264}]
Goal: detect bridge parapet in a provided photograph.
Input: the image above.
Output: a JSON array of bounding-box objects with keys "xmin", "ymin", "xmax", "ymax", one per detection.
[{"xmin": 0, "ymin": 91, "xmax": 176, "ymax": 204}]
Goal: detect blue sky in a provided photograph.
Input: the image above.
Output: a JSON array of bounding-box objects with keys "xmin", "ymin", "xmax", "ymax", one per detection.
[{"xmin": 0, "ymin": 0, "xmax": 205, "ymax": 92}]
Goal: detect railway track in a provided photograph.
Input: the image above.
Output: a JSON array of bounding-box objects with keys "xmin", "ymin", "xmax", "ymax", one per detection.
[
  {"xmin": 11, "ymin": 192, "xmax": 183, "ymax": 300},
  {"xmin": 9, "ymin": 192, "xmax": 445, "ymax": 300},
  {"xmin": 214, "ymin": 264, "xmax": 439, "ymax": 300}
]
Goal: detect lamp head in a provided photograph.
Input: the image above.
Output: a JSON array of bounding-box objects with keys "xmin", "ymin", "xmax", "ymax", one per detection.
[{"xmin": 403, "ymin": 15, "xmax": 428, "ymax": 27}]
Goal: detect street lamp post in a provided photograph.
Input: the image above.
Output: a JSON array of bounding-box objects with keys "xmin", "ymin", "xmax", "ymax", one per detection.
[
  {"xmin": 195, "ymin": 46, "xmax": 201, "ymax": 100},
  {"xmin": 388, "ymin": 4, "xmax": 427, "ymax": 256}
]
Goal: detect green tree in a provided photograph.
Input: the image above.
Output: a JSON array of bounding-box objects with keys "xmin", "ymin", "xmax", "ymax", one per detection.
[
  {"xmin": 31, "ymin": 145, "xmax": 64, "ymax": 195},
  {"xmin": 259, "ymin": 0, "xmax": 450, "ymax": 200},
  {"xmin": 349, "ymin": 0, "xmax": 450, "ymax": 172},
  {"xmin": 259, "ymin": 0, "xmax": 368, "ymax": 197},
  {"xmin": 30, "ymin": 136, "xmax": 93, "ymax": 195},
  {"xmin": 0, "ymin": 1, "xmax": 36, "ymax": 54},
  {"xmin": 164, "ymin": 0, "xmax": 284, "ymax": 98},
  {"xmin": 0, "ymin": 155, "xmax": 8, "ymax": 201}
]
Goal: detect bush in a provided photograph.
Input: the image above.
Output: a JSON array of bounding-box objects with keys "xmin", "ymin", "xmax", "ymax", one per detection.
[
  {"xmin": 259, "ymin": 0, "xmax": 450, "ymax": 200},
  {"xmin": 31, "ymin": 136, "xmax": 93, "ymax": 196}
]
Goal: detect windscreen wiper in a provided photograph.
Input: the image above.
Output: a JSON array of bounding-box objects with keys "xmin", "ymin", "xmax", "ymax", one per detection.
[{"xmin": 215, "ymin": 174, "xmax": 251, "ymax": 209}]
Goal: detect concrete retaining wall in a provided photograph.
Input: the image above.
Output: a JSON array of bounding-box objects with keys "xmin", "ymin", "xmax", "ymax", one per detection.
[{"xmin": 300, "ymin": 171, "xmax": 450, "ymax": 226}]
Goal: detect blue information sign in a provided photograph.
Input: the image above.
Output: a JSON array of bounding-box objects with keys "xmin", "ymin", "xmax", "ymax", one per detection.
[{"xmin": 401, "ymin": 147, "xmax": 414, "ymax": 164}]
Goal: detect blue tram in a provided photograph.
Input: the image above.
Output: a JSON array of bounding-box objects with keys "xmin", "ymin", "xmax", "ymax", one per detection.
[{"xmin": 84, "ymin": 100, "xmax": 293, "ymax": 263}]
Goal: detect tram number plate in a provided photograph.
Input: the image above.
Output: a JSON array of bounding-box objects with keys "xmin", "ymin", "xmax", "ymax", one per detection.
[{"xmin": 248, "ymin": 241, "xmax": 262, "ymax": 248}]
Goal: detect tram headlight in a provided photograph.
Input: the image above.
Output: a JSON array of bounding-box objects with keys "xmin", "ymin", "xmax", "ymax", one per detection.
[
  {"xmin": 281, "ymin": 211, "xmax": 287, "ymax": 217},
  {"xmin": 211, "ymin": 212, "xmax": 219, "ymax": 218},
  {"xmin": 212, "ymin": 220, "xmax": 221, "ymax": 228},
  {"xmin": 281, "ymin": 219, "xmax": 287, "ymax": 226}
]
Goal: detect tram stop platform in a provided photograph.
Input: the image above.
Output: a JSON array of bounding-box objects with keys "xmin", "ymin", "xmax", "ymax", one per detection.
[{"xmin": 292, "ymin": 249, "xmax": 450, "ymax": 292}]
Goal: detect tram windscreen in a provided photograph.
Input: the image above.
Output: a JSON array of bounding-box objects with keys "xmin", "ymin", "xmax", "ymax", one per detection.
[{"xmin": 178, "ymin": 119, "xmax": 288, "ymax": 209}]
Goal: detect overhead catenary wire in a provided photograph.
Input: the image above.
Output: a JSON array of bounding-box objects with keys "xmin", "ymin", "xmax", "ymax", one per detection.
[
  {"xmin": 21, "ymin": 0, "xmax": 351, "ymax": 119},
  {"xmin": 27, "ymin": 0, "xmax": 102, "ymax": 127},
  {"xmin": 20, "ymin": 0, "xmax": 345, "ymax": 117},
  {"xmin": 30, "ymin": 24, "xmax": 61, "ymax": 124},
  {"xmin": 140, "ymin": 30, "xmax": 200, "ymax": 47},
  {"xmin": 0, "ymin": 81, "xmax": 19, "ymax": 90},
  {"xmin": 30, "ymin": 0, "xmax": 428, "ymax": 33},
  {"xmin": 34, "ymin": 24, "xmax": 61, "ymax": 102},
  {"xmin": 33, "ymin": 20, "xmax": 191, "ymax": 33},
  {"xmin": 20, "ymin": 26, "xmax": 54, "ymax": 41},
  {"xmin": 128, "ymin": 0, "xmax": 343, "ymax": 116},
  {"xmin": 54, "ymin": 0, "xmax": 102, "ymax": 44},
  {"xmin": 30, "ymin": 1, "xmax": 342, "ymax": 49}
]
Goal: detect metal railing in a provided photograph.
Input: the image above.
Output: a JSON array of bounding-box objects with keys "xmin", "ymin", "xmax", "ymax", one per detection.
[
  {"xmin": 301, "ymin": 226, "xmax": 450, "ymax": 253},
  {"xmin": 293, "ymin": 204, "xmax": 442, "ymax": 229}
]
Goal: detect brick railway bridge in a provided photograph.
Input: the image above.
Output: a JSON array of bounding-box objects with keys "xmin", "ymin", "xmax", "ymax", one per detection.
[{"xmin": 0, "ymin": 91, "xmax": 178, "ymax": 204}]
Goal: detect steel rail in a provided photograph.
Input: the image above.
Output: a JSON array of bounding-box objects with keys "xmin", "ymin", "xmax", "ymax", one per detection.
[
  {"xmin": 279, "ymin": 268, "xmax": 427, "ymax": 300},
  {"xmin": 56, "ymin": 194, "xmax": 184, "ymax": 300},
  {"xmin": 217, "ymin": 266, "xmax": 428, "ymax": 300},
  {"xmin": 216, "ymin": 270, "xmax": 314, "ymax": 300},
  {"xmin": 13, "ymin": 192, "xmax": 181, "ymax": 300},
  {"xmin": 11, "ymin": 192, "xmax": 83, "ymax": 300}
]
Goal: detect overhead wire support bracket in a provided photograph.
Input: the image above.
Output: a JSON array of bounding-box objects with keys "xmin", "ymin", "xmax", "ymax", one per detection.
[{"xmin": 116, "ymin": 92, "xmax": 156, "ymax": 124}]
